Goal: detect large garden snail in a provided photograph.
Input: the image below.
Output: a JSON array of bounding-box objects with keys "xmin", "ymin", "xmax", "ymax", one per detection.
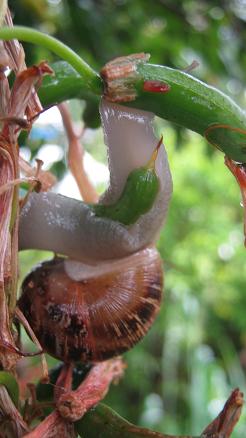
[{"xmin": 18, "ymin": 99, "xmax": 172, "ymax": 363}]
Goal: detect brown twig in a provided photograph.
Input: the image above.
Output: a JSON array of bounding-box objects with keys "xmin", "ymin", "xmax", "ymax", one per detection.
[
  {"xmin": 22, "ymin": 358, "xmax": 124, "ymax": 438},
  {"xmin": 225, "ymin": 157, "xmax": 246, "ymax": 246},
  {"xmin": 0, "ymin": 385, "xmax": 29, "ymax": 437},
  {"xmin": 58, "ymin": 102, "xmax": 99, "ymax": 203},
  {"xmin": 0, "ymin": 176, "xmax": 39, "ymax": 196},
  {"xmin": 15, "ymin": 307, "xmax": 48, "ymax": 382},
  {"xmin": 202, "ymin": 387, "xmax": 244, "ymax": 437},
  {"xmin": 23, "ymin": 410, "xmax": 75, "ymax": 438},
  {"xmin": 54, "ymin": 363, "xmax": 73, "ymax": 403},
  {"xmin": 57, "ymin": 357, "xmax": 125, "ymax": 422},
  {"xmin": 183, "ymin": 60, "xmax": 199, "ymax": 73},
  {"xmin": 19, "ymin": 156, "xmax": 56, "ymax": 192}
]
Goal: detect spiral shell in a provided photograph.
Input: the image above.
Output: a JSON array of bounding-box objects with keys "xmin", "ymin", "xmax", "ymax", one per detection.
[{"xmin": 18, "ymin": 247, "xmax": 163, "ymax": 363}]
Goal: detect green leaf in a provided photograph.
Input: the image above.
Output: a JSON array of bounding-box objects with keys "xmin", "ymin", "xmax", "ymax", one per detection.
[
  {"xmin": 39, "ymin": 61, "xmax": 100, "ymax": 108},
  {"xmin": 75, "ymin": 403, "xmax": 194, "ymax": 438},
  {"xmin": 0, "ymin": 371, "xmax": 19, "ymax": 407}
]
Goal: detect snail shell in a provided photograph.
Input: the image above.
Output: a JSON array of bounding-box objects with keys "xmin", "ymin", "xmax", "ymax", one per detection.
[{"xmin": 18, "ymin": 247, "xmax": 163, "ymax": 363}]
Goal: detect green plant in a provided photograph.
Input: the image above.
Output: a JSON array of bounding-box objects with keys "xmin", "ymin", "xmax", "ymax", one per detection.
[{"xmin": 0, "ymin": 6, "xmax": 245, "ymax": 438}]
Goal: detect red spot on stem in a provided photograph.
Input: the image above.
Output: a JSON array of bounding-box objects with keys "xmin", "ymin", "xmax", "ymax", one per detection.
[{"xmin": 143, "ymin": 80, "xmax": 170, "ymax": 93}]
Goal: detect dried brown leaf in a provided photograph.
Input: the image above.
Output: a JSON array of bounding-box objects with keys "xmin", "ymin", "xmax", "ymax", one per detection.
[
  {"xmin": 0, "ymin": 147, "xmax": 14, "ymax": 282},
  {"xmin": 58, "ymin": 102, "xmax": 98, "ymax": 203},
  {"xmin": 202, "ymin": 388, "xmax": 244, "ymax": 437},
  {"xmin": 9, "ymin": 62, "xmax": 53, "ymax": 121},
  {"xmin": 0, "ymin": 69, "xmax": 11, "ymax": 118},
  {"xmin": 225, "ymin": 158, "xmax": 246, "ymax": 246},
  {"xmin": 19, "ymin": 156, "xmax": 57, "ymax": 192}
]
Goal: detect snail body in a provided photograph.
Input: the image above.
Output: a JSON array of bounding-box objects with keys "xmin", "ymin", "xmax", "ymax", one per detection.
[
  {"xmin": 19, "ymin": 100, "xmax": 172, "ymax": 262},
  {"xmin": 18, "ymin": 248, "xmax": 163, "ymax": 363}
]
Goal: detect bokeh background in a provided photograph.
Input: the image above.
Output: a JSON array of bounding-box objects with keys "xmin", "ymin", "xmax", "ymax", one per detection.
[{"xmin": 9, "ymin": 0, "xmax": 246, "ymax": 436}]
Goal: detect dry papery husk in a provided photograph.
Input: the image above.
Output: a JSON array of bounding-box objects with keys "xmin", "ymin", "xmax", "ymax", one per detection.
[{"xmin": 0, "ymin": 9, "xmax": 53, "ymax": 369}]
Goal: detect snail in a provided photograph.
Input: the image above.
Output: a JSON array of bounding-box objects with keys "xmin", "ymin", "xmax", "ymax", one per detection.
[{"xmin": 18, "ymin": 99, "xmax": 173, "ymax": 363}]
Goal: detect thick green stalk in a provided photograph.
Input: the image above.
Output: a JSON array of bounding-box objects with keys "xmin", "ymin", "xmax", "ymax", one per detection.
[
  {"xmin": 39, "ymin": 61, "xmax": 246, "ymax": 162},
  {"xmin": 135, "ymin": 63, "xmax": 246, "ymax": 162},
  {"xmin": 0, "ymin": 26, "xmax": 102, "ymax": 94}
]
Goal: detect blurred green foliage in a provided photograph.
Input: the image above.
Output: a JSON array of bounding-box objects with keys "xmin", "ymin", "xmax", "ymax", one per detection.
[
  {"xmin": 9, "ymin": 0, "xmax": 246, "ymax": 102},
  {"xmin": 12, "ymin": 0, "xmax": 246, "ymax": 436}
]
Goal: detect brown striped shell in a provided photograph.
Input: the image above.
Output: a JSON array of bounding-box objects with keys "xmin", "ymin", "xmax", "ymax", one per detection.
[{"xmin": 18, "ymin": 247, "xmax": 163, "ymax": 363}]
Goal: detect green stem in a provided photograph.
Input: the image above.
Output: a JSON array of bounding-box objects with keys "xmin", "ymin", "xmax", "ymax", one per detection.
[
  {"xmin": 0, "ymin": 26, "xmax": 102, "ymax": 94},
  {"xmin": 0, "ymin": 26, "xmax": 245, "ymax": 161},
  {"xmin": 135, "ymin": 63, "xmax": 246, "ymax": 163},
  {"xmin": 38, "ymin": 60, "xmax": 246, "ymax": 162}
]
